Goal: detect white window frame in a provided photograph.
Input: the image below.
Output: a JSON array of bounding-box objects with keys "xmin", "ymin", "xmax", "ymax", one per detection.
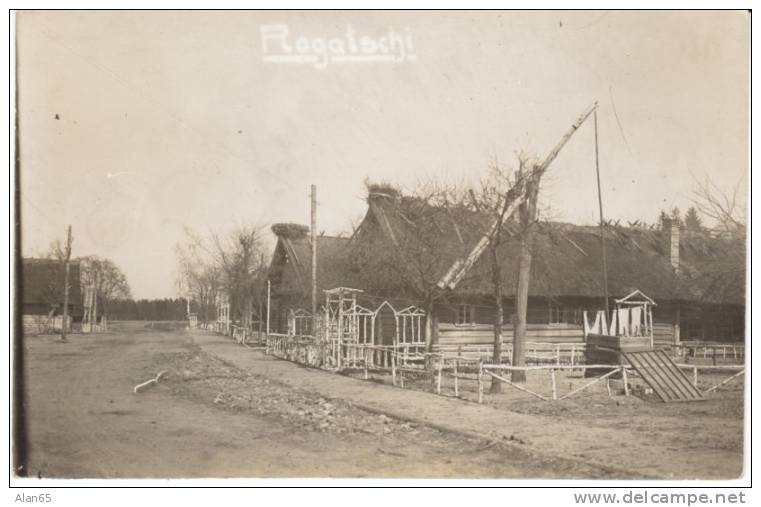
[{"xmin": 455, "ymin": 304, "xmax": 475, "ymax": 326}]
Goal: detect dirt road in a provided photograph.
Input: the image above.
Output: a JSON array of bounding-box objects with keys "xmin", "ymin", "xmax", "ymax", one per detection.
[
  {"xmin": 25, "ymin": 324, "xmax": 742, "ymax": 478},
  {"xmin": 23, "ymin": 323, "xmax": 623, "ymax": 479}
]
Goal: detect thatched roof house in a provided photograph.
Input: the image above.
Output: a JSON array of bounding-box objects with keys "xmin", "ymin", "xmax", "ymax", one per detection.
[
  {"xmin": 266, "ymin": 223, "xmax": 351, "ymax": 333},
  {"xmin": 266, "ymin": 188, "xmax": 745, "ymax": 344}
]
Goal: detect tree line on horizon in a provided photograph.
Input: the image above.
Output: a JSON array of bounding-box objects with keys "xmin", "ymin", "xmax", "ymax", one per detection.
[{"xmin": 106, "ymin": 298, "xmax": 191, "ymax": 321}]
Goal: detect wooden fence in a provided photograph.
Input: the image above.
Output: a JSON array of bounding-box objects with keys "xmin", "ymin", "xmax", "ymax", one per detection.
[
  {"xmin": 430, "ymin": 358, "xmax": 745, "ymax": 404},
  {"xmin": 435, "ymin": 341, "xmax": 586, "ymax": 366},
  {"xmin": 669, "ymin": 342, "xmax": 745, "ymax": 365},
  {"xmin": 207, "ymin": 326, "xmax": 744, "ymax": 405}
]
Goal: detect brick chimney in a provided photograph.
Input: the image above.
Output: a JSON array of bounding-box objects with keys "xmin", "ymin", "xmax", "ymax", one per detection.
[{"xmin": 670, "ymin": 223, "xmax": 680, "ymax": 273}]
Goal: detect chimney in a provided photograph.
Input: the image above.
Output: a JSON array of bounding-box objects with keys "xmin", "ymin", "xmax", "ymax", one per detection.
[{"xmin": 670, "ymin": 223, "xmax": 680, "ymax": 273}]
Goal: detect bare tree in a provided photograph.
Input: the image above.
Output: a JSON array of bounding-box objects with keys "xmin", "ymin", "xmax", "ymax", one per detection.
[
  {"xmin": 686, "ymin": 176, "xmax": 746, "ymax": 305},
  {"xmin": 46, "ymin": 228, "xmax": 73, "ymax": 340},
  {"xmin": 459, "ymin": 158, "xmax": 529, "ymax": 393},
  {"xmin": 690, "ymin": 175, "xmax": 746, "ymax": 236},
  {"xmin": 175, "ymin": 227, "xmax": 222, "ymax": 325},
  {"xmin": 177, "ymin": 225, "xmax": 267, "ymax": 329},
  {"xmin": 211, "ymin": 226, "xmax": 268, "ymax": 329},
  {"xmin": 78, "ymin": 256, "xmax": 132, "ymax": 320}
]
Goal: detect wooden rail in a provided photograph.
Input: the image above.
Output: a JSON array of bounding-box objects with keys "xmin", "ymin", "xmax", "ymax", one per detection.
[
  {"xmin": 669, "ymin": 343, "xmax": 745, "ymax": 365},
  {"xmin": 245, "ymin": 332, "xmax": 747, "ymax": 403}
]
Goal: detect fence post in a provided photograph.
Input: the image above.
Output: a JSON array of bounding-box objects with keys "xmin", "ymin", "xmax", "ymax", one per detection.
[
  {"xmin": 693, "ymin": 366, "xmax": 698, "ymax": 388},
  {"xmin": 453, "ymin": 359, "xmax": 459, "ymax": 398},
  {"xmin": 622, "ymin": 366, "xmax": 630, "ymax": 396},
  {"xmin": 436, "ymin": 358, "xmax": 442, "ymax": 395},
  {"xmin": 391, "ymin": 354, "xmax": 397, "ymax": 387},
  {"xmin": 477, "ymin": 360, "xmax": 484, "ymax": 404},
  {"xmin": 551, "ymin": 369, "xmax": 557, "ymax": 400}
]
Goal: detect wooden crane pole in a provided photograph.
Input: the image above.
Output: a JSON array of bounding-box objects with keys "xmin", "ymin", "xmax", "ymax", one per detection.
[
  {"xmin": 535, "ymin": 102, "xmax": 598, "ymax": 177},
  {"xmin": 438, "ymin": 103, "xmax": 598, "ymax": 291},
  {"xmin": 512, "ymin": 103, "xmax": 597, "ymax": 382}
]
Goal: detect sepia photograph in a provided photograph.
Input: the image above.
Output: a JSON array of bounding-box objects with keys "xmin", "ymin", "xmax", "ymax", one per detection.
[{"xmin": 10, "ymin": 8, "xmax": 750, "ymax": 489}]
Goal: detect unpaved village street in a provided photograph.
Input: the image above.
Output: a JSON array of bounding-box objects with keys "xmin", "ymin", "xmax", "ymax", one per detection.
[{"xmin": 21, "ymin": 323, "xmax": 744, "ymax": 479}]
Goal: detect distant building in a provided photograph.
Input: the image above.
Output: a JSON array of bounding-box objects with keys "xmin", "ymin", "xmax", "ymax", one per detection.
[{"xmin": 21, "ymin": 258, "xmax": 83, "ymax": 334}]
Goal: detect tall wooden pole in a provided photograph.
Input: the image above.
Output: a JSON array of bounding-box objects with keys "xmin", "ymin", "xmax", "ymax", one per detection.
[
  {"xmin": 512, "ymin": 103, "xmax": 597, "ymax": 383},
  {"xmin": 60, "ymin": 225, "xmax": 72, "ymax": 342},
  {"xmin": 266, "ymin": 279, "xmax": 271, "ymax": 335},
  {"xmin": 512, "ymin": 174, "xmax": 539, "ymax": 383},
  {"xmin": 594, "ymin": 110, "xmax": 610, "ymax": 314},
  {"xmin": 92, "ymin": 270, "xmax": 99, "ymax": 333},
  {"xmin": 311, "ymin": 184, "xmax": 317, "ymax": 330}
]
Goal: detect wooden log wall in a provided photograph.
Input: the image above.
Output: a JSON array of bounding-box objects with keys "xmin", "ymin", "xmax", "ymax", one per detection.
[{"xmin": 438, "ymin": 322, "xmax": 585, "ymax": 347}]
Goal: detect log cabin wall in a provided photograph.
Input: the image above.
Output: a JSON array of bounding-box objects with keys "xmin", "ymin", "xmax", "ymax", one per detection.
[
  {"xmin": 438, "ymin": 322, "xmax": 585, "ymax": 348},
  {"xmin": 432, "ymin": 296, "xmax": 689, "ymax": 350},
  {"xmin": 434, "ymin": 296, "xmax": 588, "ymax": 348},
  {"xmin": 267, "ymin": 282, "xmax": 742, "ymax": 349}
]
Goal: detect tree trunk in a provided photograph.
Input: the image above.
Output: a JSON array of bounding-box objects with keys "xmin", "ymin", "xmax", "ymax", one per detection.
[
  {"xmin": 425, "ymin": 297, "xmax": 439, "ymax": 354},
  {"xmin": 490, "ymin": 246, "xmax": 503, "ymax": 393},
  {"xmin": 425, "ymin": 298, "xmax": 439, "ymax": 390},
  {"xmin": 512, "ymin": 240, "xmax": 531, "ymax": 382},
  {"xmin": 512, "ymin": 176, "xmax": 540, "ymax": 383}
]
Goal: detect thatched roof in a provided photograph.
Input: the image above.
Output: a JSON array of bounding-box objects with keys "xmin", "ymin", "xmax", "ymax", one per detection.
[
  {"xmin": 461, "ymin": 224, "xmax": 743, "ymax": 305},
  {"xmin": 355, "ymin": 193, "xmax": 746, "ymax": 305},
  {"xmin": 266, "ymin": 194, "xmax": 745, "ymax": 307},
  {"xmin": 21, "ymin": 258, "xmax": 83, "ymax": 313},
  {"xmin": 268, "ymin": 226, "xmax": 352, "ymax": 297}
]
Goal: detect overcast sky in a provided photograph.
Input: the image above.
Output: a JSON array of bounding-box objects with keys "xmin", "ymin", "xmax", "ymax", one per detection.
[{"xmin": 17, "ymin": 10, "xmax": 749, "ymax": 299}]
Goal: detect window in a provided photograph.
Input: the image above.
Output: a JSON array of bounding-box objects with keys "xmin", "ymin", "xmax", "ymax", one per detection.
[
  {"xmin": 456, "ymin": 304, "xmax": 475, "ymax": 325},
  {"xmin": 548, "ymin": 306, "xmax": 582, "ymax": 325}
]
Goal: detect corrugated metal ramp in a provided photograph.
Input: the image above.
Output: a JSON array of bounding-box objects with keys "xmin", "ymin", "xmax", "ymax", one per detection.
[{"xmin": 624, "ymin": 350, "xmax": 705, "ymax": 402}]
